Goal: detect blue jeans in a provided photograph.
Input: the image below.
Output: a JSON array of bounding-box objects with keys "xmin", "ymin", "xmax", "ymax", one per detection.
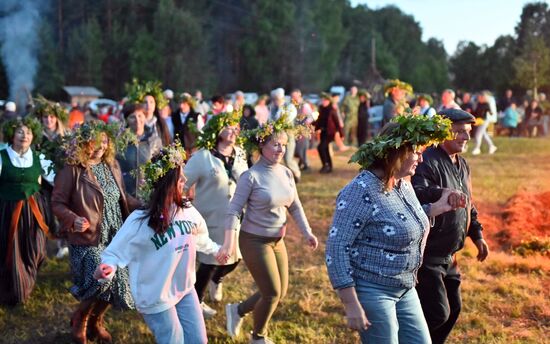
[
  {"xmin": 141, "ymin": 290, "xmax": 207, "ymax": 344},
  {"xmin": 356, "ymin": 279, "xmax": 431, "ymax": 344}
]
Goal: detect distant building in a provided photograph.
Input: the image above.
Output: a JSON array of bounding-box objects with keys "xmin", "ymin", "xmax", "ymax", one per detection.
[{"xmin": 63, "ymin": 86, "xmax": 103, "ymax": 106}]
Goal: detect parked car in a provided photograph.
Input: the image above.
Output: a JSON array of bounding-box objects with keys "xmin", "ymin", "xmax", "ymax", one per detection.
[
  {"xmin": 304, "ymin": 93, "xmax": 320, "ymax": 106},
  {"xmin": 243, "ymin": 92, "xmax": 258, "ymax": 105},
  {"xmin": 88, "ymin": 98, "xmax": 118, "ymax": 114}
]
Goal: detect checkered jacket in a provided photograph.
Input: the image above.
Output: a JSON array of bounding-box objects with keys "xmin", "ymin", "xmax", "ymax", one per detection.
[{"xmin": 325, "ymin": 171, "xmax": 429, "ymax": 289}]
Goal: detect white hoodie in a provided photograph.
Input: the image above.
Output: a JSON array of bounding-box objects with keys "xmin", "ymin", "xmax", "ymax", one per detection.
[{"xmin": 100, "ymin": 206, "xmax": 220, "ymax": 314}]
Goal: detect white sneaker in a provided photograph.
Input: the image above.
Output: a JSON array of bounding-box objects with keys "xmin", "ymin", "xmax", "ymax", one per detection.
[
  {"xmin": 209, "ymin": 281, "xmax": 223, "ymax": 302},
  {"xmin": 200, "ymin": 302, "xmax": 217, "ymax": 319},
  {"xmin": 226, "ymin": 303, "xmax": 244, "ymax": 338},
  {"xmin": 249, "ymin": 336, "xmax": 275, "ymax": 344},
  {"xmin": 56, "ymin": 247, "xmax": 69, "ymax": 259},
  {"xmin": 489, "ymin": 146, "xmax": 498, "ymax": 154},
  {"xmin": 471, "ymin": 148, "xmax": 481, "ymax": 155}
]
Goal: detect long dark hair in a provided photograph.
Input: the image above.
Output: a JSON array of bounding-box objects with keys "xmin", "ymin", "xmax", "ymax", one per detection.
[
  {"xmin": 154, "ymin": 109, "xmax": 172, "ymax": 145},
  {"xmin": 141, "ymin": 165, "xmax": 187, "ymax": 234}
]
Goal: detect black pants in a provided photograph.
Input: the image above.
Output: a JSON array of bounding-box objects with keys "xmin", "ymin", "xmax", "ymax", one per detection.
[
  {"xmin": 357, "ymin": 114, "xmax": 370, "ymax": 146},
  {"xmin": 317, "ymin": 132, "xmax": 332, "ymax": 168},
  {"xmin": 195, "ymin": 261, "xmax": 240, "ymax": 302},
  {"xmin": 416, "ymin": 260, "xmax": 462, "ymax": 344}
]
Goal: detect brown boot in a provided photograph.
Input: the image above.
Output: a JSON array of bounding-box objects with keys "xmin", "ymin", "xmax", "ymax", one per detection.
[
  {"xmin": 70, "ymin": 299, "xmax": 95, "ymax": 344},
  {"xmin": 87, "ymin": 300, "xmax": 112, "ymax": 343}
]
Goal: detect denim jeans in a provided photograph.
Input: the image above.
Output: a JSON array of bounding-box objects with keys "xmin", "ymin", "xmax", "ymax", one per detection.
[
  {"xmin": 141, "ymin": 290, "xmax": 207, "ymax": 344},
  {"xmin": 355, "ymin": 279, "xmax": 431, "ymax": 344}
]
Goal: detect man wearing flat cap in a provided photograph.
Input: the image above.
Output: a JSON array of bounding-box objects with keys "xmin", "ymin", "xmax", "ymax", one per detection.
[{"xmin": 412, "ymin": 108, "xmax": 490, "ymax": 344}]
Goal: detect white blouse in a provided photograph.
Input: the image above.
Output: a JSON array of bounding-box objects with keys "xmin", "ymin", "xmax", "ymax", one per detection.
[{"xmin": 0, "ymin": 146, "xmax": 55, "ymax": 184}]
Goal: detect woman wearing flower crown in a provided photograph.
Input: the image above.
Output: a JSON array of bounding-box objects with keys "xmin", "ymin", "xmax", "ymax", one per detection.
[
  {"xmin": 0, "ymin": 117, "xmax": 54, "ymax": 306},
  {"xmin": 325, "ymin": 114, "xmax": 466, "ymax": 344},
  {"xmin": 32, "ymin": 96, "xmax": 71, "ymax": 258},
  {"xmin": 51, "ymin": 122, "xmax": 141, "ymax": 344},
  {"xmin": 117, "ymin": 103, "xmax": 162, "ymax": 198},
  {"xmin": 220, "ymin": 116, "xmax": 318, "ymax": 344},
  {"xmin": 94, "ymin": 142, "xmax": 225, "ymax": 344},
  {"xmin": 182, "ymin": 110, "xmax": 248, "ymax": 319}
]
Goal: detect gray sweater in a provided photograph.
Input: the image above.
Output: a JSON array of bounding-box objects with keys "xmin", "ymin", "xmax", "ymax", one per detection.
[{"xmin": 226, "ymin": 156, "xmax": 312, "ymax": 238}]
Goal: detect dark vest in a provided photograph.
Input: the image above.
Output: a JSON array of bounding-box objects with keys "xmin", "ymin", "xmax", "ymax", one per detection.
[{"xmin": 0, "ymin": 149, "xmax": 42, "ymax": 201}]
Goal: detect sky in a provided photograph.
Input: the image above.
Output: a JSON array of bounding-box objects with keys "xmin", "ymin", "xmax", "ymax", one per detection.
[{"xmin": 351, "ymin": 0, "xmax": 548, "ymax": 55}]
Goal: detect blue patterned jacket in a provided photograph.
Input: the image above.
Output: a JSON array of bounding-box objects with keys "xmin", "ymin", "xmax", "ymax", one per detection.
[{"xmin": 325, "ymin": 170, "xmax": 429, "ymax": 289}]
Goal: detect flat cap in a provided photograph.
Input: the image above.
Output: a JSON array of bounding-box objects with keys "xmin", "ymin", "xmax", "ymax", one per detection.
[{"xmin": 438, "ymin": 108, "xmax": 475, "ymax": 124}]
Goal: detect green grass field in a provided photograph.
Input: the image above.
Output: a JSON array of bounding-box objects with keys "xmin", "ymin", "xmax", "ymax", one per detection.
[{"xmin": 1, "ymin": 137, "xmax": 549, "ymax": 344}]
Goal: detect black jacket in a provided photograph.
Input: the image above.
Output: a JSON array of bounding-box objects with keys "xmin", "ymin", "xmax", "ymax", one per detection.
[
  {"xmin": 172, "ymin": 110, "xmax": 200, "ymax": 150},
  {"xmin": 412, "ymin": 146, "xmax": 483, "ymax": 258}
]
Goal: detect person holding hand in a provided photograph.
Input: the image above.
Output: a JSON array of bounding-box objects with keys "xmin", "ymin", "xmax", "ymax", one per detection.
[
  {"xmin": 94, "ymin": 142, "xmax": 226, "ymax": 344},
  {"xmin": 412, "ymin": 109, "xmax": 489, "ymax": 344},
  {"xmin": 220, "ymin": 115, "xmax": 318, "ymax": 344},
  {"xmin": 325, "ymin": 114, "xmax": 460, "ymax": 344},
  {"xmin": 52, "ymin": 122, "xmax": 140, "ymax": 344}
]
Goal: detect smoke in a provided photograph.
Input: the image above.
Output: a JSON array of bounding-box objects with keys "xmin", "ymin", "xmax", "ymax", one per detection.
[{"xmin": 0, "ymin": 0, "xmax": 44, "ymax": 111}]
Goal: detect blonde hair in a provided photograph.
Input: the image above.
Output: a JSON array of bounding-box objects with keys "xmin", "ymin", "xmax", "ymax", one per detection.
[{"xmin": 69, "ymin": 132, "xmax": 116, "ymax": 167}]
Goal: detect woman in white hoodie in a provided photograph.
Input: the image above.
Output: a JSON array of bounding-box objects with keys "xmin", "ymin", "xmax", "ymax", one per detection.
[{"xmin": 94, "ymin": 142, "xmax": 226, "ymax": 344}]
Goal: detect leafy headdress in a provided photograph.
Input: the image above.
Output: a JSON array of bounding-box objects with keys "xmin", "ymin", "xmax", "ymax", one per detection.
[
  {"xmin": 194, "ymin": 109, "xmax": 242, "ymax": 150},
  {"xmin": 61, "ymin": 121, "xmax": 137, "ymax": 167},
  {"xmin": 139, "ymin": 141, "xmax": 186, "ymax": 201},
  {"xmin": 384, "ymin": 79, "xmax": 413, "ymax": 96},
  {"xmin": 1, "ymin": 117, "xmax": 42, "ymax": 145},
  {"xmin": 31, "ymin": 95, "xmax": 69, "ymax": 123},
  {"xmin": 241, "ymin": 110, "xmax": 312, "ymax": 153},
  {"xmin": 125, "ymin": 79, "xmax": 168, "ymax": 110},
  {"xmin": 349, "ymin": 112, "xmax": 452, "ymax": 170}
]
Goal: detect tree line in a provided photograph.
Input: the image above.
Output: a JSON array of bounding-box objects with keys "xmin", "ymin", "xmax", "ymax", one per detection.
[{"xmin": 0, "ymin": 0, "xmax": 549, "ymax": 101}]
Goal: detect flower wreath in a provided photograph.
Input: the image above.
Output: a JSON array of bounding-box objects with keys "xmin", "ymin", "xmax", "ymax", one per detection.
[
  {"xmin": 241, "ymin": 107, "xmax": 305, "ymax": 153},
  {"xmin": 241, "ymin": 108, "xmax": 313, "ymax": 153},
  {"xmin": 139, "ymin": 140, "xmax": 187, "ymax": 201},
  {"xmin": 61, "ymin": 121, "xmax": 138, "ymax": 167},
  {"xmin": 125, "ymin": 78, "xmax": 168, "ymax": 110},
  {"xmin": 193, "ymin": 109, "xmax": 242, "ymax": 150},
  {"xmin": 384, "ymin": 79, "xmax": 414, "ymax": 96},
  {"xmin": 349, "ymin": 112, "xmax": 452, "ymax": 170},
  {"xmin": 31, "ymin": 95, "xmax": 69, "ymax": 123}
]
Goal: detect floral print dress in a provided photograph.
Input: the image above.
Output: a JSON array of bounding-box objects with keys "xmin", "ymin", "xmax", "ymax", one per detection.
[{"xmin": 68, "ymin": 162, "xmax": 134, "ymax": 310}]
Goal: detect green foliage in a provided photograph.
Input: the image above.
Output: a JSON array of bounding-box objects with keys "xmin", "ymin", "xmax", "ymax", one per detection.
[
  {"xmin": 384, "ymin": 79, "xmax": 413, "ymax": 95},
  {"xmin": 61, "ymin": 121, "xmax": 137, "ymax": 168},
  {"xmin": 27, "ymin": 0, "xmax": 550, "ymax": 99},
  {"xmin": 513, "ymin": 237, "xmax": 550, "ymax": 257},
  {"xmin": 1, "ymin": 117, "xmax": 42, "ymax": 145},
  {"xmin": 241, "ymin": 109, "xmax": 313, "ymax": 153},
  {"xmin": 31, "ymin": 95, "xmax": 69, "ymax": 123},
  {"xmin": 129, "ymin": 30, "xmax": 161, "ymax": 82},
  {"xmin": 513, "ymin": 36, "xmax": 550, "ymax": 96},
  {"xmin": 194, "ymin": 109, "xmax": 242, "ymax": 150},
  {"xmin": 153, "ymin": 0, "xmax": 213, "ymax": 92},
  {"xmin": 34, "ymin": 22, "xmax": 64, "ymax": 99},
  {"xmin": 125, "ymin": 79, "xmax": 168, "ymax": 110},
  {"xmin": 139, "ymin": 140, "xmax": 186, "ymax": 201},
  {"xmin": 349, "ymin": 113, "xmax": 452, "ymax": 170},
  {"xmin": 65, "ymin": 18, "xmax": 105, "ymax": 87}
]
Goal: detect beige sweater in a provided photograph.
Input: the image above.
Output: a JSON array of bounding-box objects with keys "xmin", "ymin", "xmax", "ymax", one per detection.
[
  {"xmin": 226, "ymin": 156, "xmax": 312, "ymax": 238},
  {"xmin": 184, "ymin": 147, "xmax": 248, "ymax": 265}
]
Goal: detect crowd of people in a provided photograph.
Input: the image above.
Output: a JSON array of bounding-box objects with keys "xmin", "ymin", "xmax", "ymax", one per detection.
[{"xmin": 3, "ymin": 77, "xmax": 539, "ymax": 343}]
